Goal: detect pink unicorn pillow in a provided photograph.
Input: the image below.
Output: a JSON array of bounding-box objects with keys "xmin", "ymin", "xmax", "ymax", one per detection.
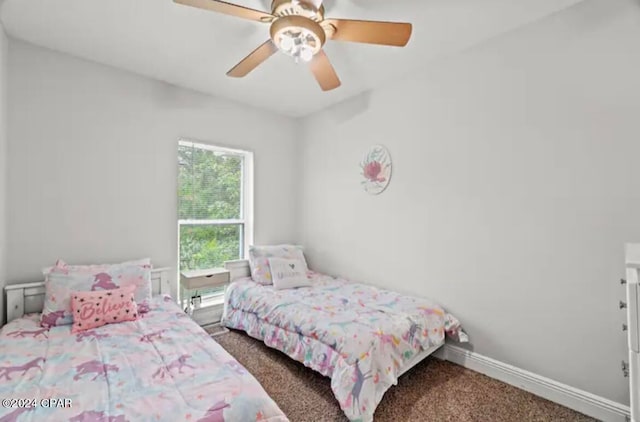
[
  {"xmin": 71, "ymin": 286, "xmax": 138, "ymax": 333},
  {"xmin": 40, "ymin": 259, "xmax": 151, "ymax": 328}
]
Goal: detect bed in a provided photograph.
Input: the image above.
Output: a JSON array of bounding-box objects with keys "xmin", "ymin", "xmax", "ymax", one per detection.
[
  {"xmin": 1, "ymin": 268, "xmax": 288, "ymax": 422},
  {"xmin": 222, "ymin": 260, "xmax": 467, "ymax": 422}
]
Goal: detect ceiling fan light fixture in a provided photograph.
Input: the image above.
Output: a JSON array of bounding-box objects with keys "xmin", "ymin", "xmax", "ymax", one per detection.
[
  {"xmin": 278, "ymin": 31, "xmax": 317, "ymax": 63},
  {"xmin": 298, "ymin": 46, "xmax": 314, "ymax": 63},
  {"xmin": 270, "ymin": 15, "xmax": 325, "ymax": 63}
]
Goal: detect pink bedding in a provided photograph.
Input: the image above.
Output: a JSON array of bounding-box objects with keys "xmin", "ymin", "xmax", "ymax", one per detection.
[
  {"xmin": 223, "ymin": 272, "xmax": 467, "ymax": 421},
  {"xmin": 0, "ymin": 295, "xmax": 288, "ymax": 422}
]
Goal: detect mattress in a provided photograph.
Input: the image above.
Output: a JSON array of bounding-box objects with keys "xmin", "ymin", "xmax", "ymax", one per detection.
[
  {"xmin": 0, "ymin": 295, "xmax": 288, "ymax": 422},
  {"xmin": 222, "ymin": 272, "xmax": 466, "ymax": 422}
]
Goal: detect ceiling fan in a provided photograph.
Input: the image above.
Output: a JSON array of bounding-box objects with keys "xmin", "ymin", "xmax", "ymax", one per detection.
[{"xmin": 174, "ymin": 0, "xmax": 412, "ymax": 91}]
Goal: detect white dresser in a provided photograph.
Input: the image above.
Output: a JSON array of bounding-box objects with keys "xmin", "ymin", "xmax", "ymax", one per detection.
[{"xmin": 626, "ymin": 244, "xmax": 640, "ymax": 422}]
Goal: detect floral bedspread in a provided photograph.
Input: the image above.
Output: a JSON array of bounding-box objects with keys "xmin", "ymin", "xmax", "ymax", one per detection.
[
  {"xmin": 222, "ymin": 273, "xmax": 467, "ymax": 422},
  {"xmin": 0, "ymin": 295, "xmax": 288, "ymax": 422}
]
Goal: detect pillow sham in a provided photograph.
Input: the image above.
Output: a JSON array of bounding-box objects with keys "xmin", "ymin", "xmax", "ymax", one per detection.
[
  {"xmin": 71, "ymin": 286, "xmax": 138, "ymax": 333},
  {"xmin": 268, "ymin": 258, "xmax": 311, "ymax": 290},
  {"xmin": 43, "ymin": 258, "xmax": 150, "ymax": 275},
  {"xmin": 249, "ymin": 245, "xmax": 308, "ymax": 285},
  {"xmin": 40, "ymin": 259, "xmax": 151, "ymax": 328}
]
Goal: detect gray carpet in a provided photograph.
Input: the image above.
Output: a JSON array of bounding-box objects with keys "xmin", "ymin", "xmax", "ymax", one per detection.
[{"xmin": 215, "ymin": 330, "xmax": 596, "ymax": 422}]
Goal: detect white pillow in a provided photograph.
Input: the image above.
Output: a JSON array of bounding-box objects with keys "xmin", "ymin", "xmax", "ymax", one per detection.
[
  {"xmin": 249, "ymin": 244, "xmax": 308, "ymax": 285},
  {"xmin": 268, "ymin": 258, "xmax": 311, "ymax": 290}
]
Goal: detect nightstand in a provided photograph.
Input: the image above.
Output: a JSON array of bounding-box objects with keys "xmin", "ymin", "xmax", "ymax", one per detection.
[{"xmin": 180, "ymin": 268, "xmax": 230, "ymax": 328}]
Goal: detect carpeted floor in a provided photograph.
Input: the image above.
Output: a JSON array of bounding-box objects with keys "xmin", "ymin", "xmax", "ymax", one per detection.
[{"xmin": 215, "ymin": 330, "xmax": 596, "ymax": 422}]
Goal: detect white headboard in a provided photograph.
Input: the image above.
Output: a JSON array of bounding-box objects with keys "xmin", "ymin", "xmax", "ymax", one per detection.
[
  {"xmin": 4, "ymin": 267, "xmax": 173, "ymax": 324},
  {"xmin": 224, "ymin": 259, "xmax": 251, "ymax": 282}
]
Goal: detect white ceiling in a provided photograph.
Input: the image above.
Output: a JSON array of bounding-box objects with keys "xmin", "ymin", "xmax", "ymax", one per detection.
[{"xmin": 0, "ymin": 0, "xmax": 583, "ymax": 117}]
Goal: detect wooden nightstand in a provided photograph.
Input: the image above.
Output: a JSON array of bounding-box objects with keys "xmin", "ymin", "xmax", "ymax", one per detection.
[{"xmin": 180, "ymin": 268, "xmax": 230, "ymax": 328}]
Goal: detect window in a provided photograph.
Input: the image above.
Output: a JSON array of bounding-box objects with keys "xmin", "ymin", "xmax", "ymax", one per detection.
[{"xmin": 178, "ymin": 140, "xmax": 253, "ymax": 276}]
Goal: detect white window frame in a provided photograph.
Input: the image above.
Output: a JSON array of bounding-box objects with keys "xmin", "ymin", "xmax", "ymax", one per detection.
[{"xmin": 177, "ymin": 139, "xmax": 254, "ymax": 268}]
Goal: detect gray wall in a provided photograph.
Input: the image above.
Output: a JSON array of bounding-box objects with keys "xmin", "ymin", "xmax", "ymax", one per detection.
[
  {"xmin": 6, "ymin": 40, "xmax": 298, "ymax": 298},
  {"xmin": 4, "ymin": 0, "xmax": 640, "ymax": 407},
  {"xmin": 297, "ymin": 0, "xmax": 640, "ymax": 405},
  {"xmin": 0, "ymin": 22, "xmax": 7, "ymax": 322}
]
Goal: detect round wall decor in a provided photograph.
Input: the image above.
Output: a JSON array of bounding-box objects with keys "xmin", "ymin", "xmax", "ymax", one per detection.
[{"xmin": 360, "ymin": 145, "xmax": 392, "ymax": 195}]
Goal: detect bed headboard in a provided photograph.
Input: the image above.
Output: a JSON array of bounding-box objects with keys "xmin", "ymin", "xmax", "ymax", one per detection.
[
  {"xmin": 224, "ymin": 259, "xmax": 251, "ymax": 282},
  {"xmin": 4, "ymin": 267, "xmax": 173, "ymax": 324}
]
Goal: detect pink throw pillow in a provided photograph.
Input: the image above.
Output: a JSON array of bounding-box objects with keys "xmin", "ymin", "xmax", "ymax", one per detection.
[
  {"xmin": 71, "ymin": 286, "xmax": 139, "ymax": 333},
  {"xmin": 41, "ymin": 258, "xmax": 152, "ymax": 328}
]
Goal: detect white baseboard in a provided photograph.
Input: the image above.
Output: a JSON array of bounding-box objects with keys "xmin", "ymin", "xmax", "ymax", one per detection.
[{"xmin": 434, "ymin": 345, "xmax": 630, "ymax": 422}]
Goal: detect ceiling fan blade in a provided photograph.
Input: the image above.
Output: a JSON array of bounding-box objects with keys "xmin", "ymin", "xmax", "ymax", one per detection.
[
  {"xmin": 227, "ymin": 40, "xmax": 278, "ymax": 78},
  {"xmin": 174, "ymin": 0, "xmax": 274, "ymax": 23},
  {"xmin": 309, "ymin": 50, "xmax": 341, "ymax": 91},
  {"xmin": 324, "ymin": 19, "xmax": 412, "ymax": 47}
]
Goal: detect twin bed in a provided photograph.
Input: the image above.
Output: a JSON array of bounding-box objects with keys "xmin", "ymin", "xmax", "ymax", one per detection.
[
  {"xmin": 222, "ymin": 260, "xmax": 466, "ymax": 422},
  {"xmin": 0, "ymin": 268, "xmax": 287, "ymax": 422},
  {"xmin": 1, "ymin": 261, "xmax": 465, "ymax": 422}
]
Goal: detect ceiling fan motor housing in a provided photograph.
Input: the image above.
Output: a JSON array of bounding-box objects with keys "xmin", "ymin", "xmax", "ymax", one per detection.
[{"xmin": 271, "ymin": 0, "xmax": 325, "ymax": 21}]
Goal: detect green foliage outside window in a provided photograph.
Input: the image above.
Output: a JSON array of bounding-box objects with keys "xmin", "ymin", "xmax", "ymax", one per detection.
[
  {"xmin": 178, "ymin": 143, "xmax": 244, "ymax": 271},
  {"xmin": 179, "ymin": 225, "xmax": 241, "ymax": 272}
]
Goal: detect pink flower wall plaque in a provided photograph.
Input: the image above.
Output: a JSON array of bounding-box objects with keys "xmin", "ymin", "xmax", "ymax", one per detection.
[{"xmin": 360, "ymin": 145, "xmax": 392, "ymax": 195}]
